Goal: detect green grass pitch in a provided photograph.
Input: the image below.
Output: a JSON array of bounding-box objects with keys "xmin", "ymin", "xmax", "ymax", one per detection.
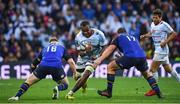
[{"xmin": 0, "ymin": 77, "xmax": 180, "ymax": 104}]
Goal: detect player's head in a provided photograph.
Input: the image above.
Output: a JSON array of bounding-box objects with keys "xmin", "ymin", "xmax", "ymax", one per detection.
[
  {"xmin": 117, "ymin": 28, "xmax": 127, "ymax": 34},
  {"xmin": 152, "ymin": 9, "xmax": 163, "ymax": 25},
  {"xmin": 49, "ymin": 35, "xmax": 58, "ymax": 43},
  {"xmin": 80, "ymin": 20, "xmax": 92, "ymax": 37}
]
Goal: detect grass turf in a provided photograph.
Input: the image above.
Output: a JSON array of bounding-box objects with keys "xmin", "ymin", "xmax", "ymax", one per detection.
[{"xmin": 0, "ymin": 77, "xmax": 180, "ymax": 103}]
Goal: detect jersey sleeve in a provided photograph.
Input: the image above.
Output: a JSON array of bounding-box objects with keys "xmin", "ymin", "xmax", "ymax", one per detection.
[
  {"xmin": 163, "ymin": 22, "xmax": 174, "ymax": 35},
  {"xmin": 98, "ymin": 31, "xmax": 107, "ymax": 46},
  {"xmin": 150, "ymin": 23, "xmax": 153, "ymax": 34},
  {"xmin": 111, "ymin": 37, "xmax": 118, "ymax": 46},
  {"xmin": 63, "ymin": 48, "xmax": 72, "ymax": 61},
  {"xmin": 37, "ymin": 51, "xmax": 43, "ymax": 59},
  {"xmin": 32, "ymin": 50, "xmax": 42, "ymax": 66}
]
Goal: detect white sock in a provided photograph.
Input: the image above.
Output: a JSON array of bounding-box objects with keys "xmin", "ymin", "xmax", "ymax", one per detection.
[
  {"xmin": 171, "ymin": 70, "xmax": 180, "ymax": 82},
  {"xmin": 68, "ymin": 90, "xmax": 74, "ymax": 95},
  {"xmin": 153, "ymin": 72, "xmax": 159, "ymax": 82}
]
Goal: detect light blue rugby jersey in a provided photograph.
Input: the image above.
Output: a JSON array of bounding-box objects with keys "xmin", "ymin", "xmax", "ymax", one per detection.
[
  {"xmin": 151, "ymin": 21, "xmax": 174, "ymax": 54},
  {"xmin": 75, "ymin": 28, "xmax": 107, "ymax": 69}
]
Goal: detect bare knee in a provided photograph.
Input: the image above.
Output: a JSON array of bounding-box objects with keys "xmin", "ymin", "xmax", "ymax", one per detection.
[
  {"xmin": 142, "ymin": 70, "xmax": 151, "ymax": 79},
  {"xmin": 149, "ymin": 61, "xmax": 161, "ymax": 73},
  {"xmin": 107, "ymin": 61, "xmax": 119, "ymax": 74},
  {"xmin": 162, "ymin": 64, "xmax": 172, "ymax": 73},
  {"xmin": 25, "ymin": 73, "xmax": 40, "ymax": 86}
]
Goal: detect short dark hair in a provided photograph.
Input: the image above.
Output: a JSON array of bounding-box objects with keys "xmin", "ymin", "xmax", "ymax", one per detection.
[
  {"xmin": 49, "ymin": 35, "xmax": 58, "ymax": 42},
  {"xmin": 117, "ymin": 28, "xmax": 127, "ymax": 33},
  {"xmin": 153, "ymin": 9, "xmax": 163, "ymax": 17},
  {"xmin": 80, "ymin": 20, "xmax": 90, "ymax": 27}
]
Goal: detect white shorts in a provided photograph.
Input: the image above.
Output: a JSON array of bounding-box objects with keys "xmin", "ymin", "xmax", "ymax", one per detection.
[{"xmin": 153, "ymin": 53, "xmax": 170, "ymax": 64}]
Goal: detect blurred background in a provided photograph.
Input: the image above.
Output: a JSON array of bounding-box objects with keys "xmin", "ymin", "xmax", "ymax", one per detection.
[{"xmin": 0, "ymin": 0, "xmax": 179, "ymax": 63}]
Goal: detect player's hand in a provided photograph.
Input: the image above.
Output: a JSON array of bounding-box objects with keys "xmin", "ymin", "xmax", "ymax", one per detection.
[
  {"xmin": 30, "ymin": 64, "xmax": 36, "ymax": 72},
  {"xmin": 160, "ymin": 41, "xmax": 166, "ymax": 48},
  {"xmin": 92, "ymin": 58, "xmax": 102, "ymax": 68},
  {"xmin": 85, "ymin": 43, "xmax": 93, "ymax": 53},
  {"xmin": 73, "ymin": 72, "xmax": 81, "ymax": 80},
  {"xmin": 140, "ymin": 35, "xmax": 146, "ymax": 40}
]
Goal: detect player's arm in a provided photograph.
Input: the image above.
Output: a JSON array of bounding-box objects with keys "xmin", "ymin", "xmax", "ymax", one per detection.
[
  {"xmin": 63, "ymin": 49, "xmax": 78, "ymax": 78},
  {"xmin": 161, "ymin": 31, "xmax": 177, "ymax": 47},
  {"xmin": 97, "ymin": 45, "xmax": 117, "ymax": 63},
  {"xmin": 160, "ymin": 23, "xmax": 177, "ymax": 47},
  {"xmin": 94, "ymin": 37, "xmax": 117, "ymax": 67},
  {"xmin": 165, "ymin": 31, "xmax": 177, "ymax": 43},
  {"xmin": 31, "ymin": 51, "xmax": 42, "ymax": 71},
  {"xmin": 140, "ymin": 32, "xmax": 152, "ymax": 39}
]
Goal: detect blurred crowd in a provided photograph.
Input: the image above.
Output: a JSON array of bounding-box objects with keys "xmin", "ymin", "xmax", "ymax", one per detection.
[{"xmin": 0, "ymin": 0, "xmax": 179, "ymax": 63}]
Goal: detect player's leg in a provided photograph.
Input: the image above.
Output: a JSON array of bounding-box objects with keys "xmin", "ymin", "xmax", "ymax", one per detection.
[
  {"xmin": 144, "ymin": 60, "xmax": 161, "ymax": 95},
  {"xmin": 74, "ymin": 69, "xmax": 87, "ymax": 93},
  {"xmin": 66, "ymin": 66, "xmax": 94, "ymax": 99},
  {"xmin": 51, "ymin": 68, "xmax": 68, "ymax": 99},
  {"xmin": 163, "ymin": 63, "xmax": 180, "ymax": 82},
  {"xmin": 149, "ymin": 60, "xmax": 161, "ymax": 81},
  {"xmin": 8, "ymin": 66, "xmax": 47, "ymax": 101},
  {"xmin": 136, "ymin": 58, "xmax": 163, "ymax": 98},
  {"xmin": 8, "ymin": 73, "xmax": 40, "ymax": 101},
  {"xmin": 150, "ymin": 53, "xmax": 165, "ymax": 81},
  {"xmin": 52, "ymin": 77, "xmax": 69, "ymax": 99},
  {"xmin": 97, "ymin": 60, "xmax": 119, "ymax": 98},
  {"xmin": 141, "ymin": 71, "xmax": 163, "ymax": 98}
]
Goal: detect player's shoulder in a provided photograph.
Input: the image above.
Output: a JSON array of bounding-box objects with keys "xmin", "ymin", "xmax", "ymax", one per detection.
[
  {"xmin": 162, "ymin": 21, "xmax": 169, "ymax": 25},
  {"xmin": 75, "ymin": 31, "xmax": 82, "ymax": 40},
  {"xmin": 76, "ymin": 31, "xmax": 82, "ymax": 37},
  {"xmin": 151, "ymin": 22, "xmax": 155, "ymax": 27},
  {"xmin": 92, "ymin": 28, "xmax": 104, "ymax": 35},
  {"xmin": 161, "ymin": 21, "xmax": 171, "ymax": 27},
  {"xmin": 119, "ymin": 33, "xmax": 128, "ymax": 37},
  {"xmin": 50, "ymin": 42, "xmax": 65, "ymax": 48}
]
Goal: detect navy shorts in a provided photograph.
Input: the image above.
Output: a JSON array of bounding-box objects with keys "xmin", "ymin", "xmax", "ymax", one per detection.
[
  {"xmin": 115, "ymin": 56, "xmax": 148, "ymax": 72},
  {"xmin": 33, "ymin": 66, "xmax": 66, "ymax": 82}
]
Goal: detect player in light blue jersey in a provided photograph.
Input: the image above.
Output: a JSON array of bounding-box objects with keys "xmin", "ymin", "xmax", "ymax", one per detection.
[
  {"xmin": 66, "ymin": 20, "xmax": 107, "ymax": 99},
  {"xmin": 93, "ymin": 28, "xmax": 163, "ymax": 98},
  {"xmin": 141, "ymin": 9, "xmax": 180, "ymax": 96},
  {"xmin": 8, "ymin": 36, "xmax": 78, "ymax": 101}
]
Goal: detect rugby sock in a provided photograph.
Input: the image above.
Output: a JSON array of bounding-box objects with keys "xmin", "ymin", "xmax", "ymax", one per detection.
[
  {"xmin": 107, "ymin": 74, "xmax": 115, "ymax": 94},
  {"xmin": 57, "ymin": 83, "xmax": 68, "ymax": 91},
  {"xmin": 171, "ymin": 70, "xmax": 180, "ymax": 82},
  {"xmin": 146, "ymin": 76, "xmax": 160, "ymax": 93},
  {"xmin": 15, "ymin": 83, "xmax": 30, "ymax": 97},
  {"xmin": 152, "ymin": 72, "xmax": 159, "ymax": 82}
]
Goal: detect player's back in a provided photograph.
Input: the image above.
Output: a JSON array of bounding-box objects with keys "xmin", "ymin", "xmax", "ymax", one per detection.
[
  {"xmin": 114, "ymin": 34, "xmax": 146, "ymax": 58},
  {"xmin": 40, "ymin": 42, "xmax": 65, "ymax": 68}
]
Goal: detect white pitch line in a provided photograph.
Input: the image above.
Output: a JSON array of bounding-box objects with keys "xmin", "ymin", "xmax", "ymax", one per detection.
[{"xmin": 0, "ymin": 83, "xmax": 12, "ymax": 86}]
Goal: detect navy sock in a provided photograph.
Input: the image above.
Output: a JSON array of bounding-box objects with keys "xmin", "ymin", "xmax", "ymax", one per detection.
[
  {"xmin": 107, "ymin": 74, "xmax": 115, "ymax": 94},
  {"xmin": 15, "ymin": 83, "xmax": 30, "ymax": 97},
  {"xmin": 146, "ymin": 76, "xmax": 160, "ymax": 93},
  {"xmin": 58, "ymin": 83, "xmax": 68, "ymax": 91}
]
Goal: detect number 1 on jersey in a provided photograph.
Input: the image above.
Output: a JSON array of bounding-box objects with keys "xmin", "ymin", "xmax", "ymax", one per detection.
[{"xmin": 126, "ymin": 35, "xmax": 135, "ymax": 41}]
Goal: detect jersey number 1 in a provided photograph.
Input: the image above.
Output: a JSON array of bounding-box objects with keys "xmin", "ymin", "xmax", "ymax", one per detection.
[
  {"xmin": 47, "ymin": 46, "xmax": 57, "ymax": 52},
  {"xmin": 126, "ymin": 36, "xmax": 135, "ymax": 41}
]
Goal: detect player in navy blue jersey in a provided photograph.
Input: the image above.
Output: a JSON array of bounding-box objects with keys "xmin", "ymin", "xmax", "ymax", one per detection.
[
  {"xmin": 93, "ymin": 28, "xmax": 163, "ymax": 98},
  {"xmin": 8, "ymin": 36, "xmax": 78, "ymax": 101}
]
